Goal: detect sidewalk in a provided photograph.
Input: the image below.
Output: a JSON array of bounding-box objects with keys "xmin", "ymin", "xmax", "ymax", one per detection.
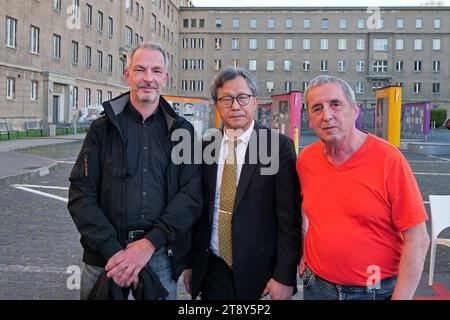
[{"xmin": 0, "ymin": 134, "xmax": 86, "ymax": 186}]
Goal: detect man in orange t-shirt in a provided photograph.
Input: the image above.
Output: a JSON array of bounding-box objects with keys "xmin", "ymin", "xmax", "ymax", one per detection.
[{"xmin": 297, "ymin": 75, "xmax": 430, "ymax": 300}]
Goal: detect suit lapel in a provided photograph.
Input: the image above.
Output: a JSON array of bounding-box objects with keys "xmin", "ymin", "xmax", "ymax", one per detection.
[{"xmin": 234, "ymin": 123, "xmax": 260, "ymax": 211}]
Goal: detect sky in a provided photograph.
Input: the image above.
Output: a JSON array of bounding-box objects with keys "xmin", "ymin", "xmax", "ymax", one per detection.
[{"xmin": 191, "ymin": 0, "xmax": 449, "ymax": 7}]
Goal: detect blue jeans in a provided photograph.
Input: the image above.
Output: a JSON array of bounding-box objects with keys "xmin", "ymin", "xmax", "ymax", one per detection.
[
  {"xmin": 302, "ymin": 265, "xmax": 397, "ymax": 300},
  {"xmin": 80, "ymin": 247, "xmax": 177, "ymax": 300}
]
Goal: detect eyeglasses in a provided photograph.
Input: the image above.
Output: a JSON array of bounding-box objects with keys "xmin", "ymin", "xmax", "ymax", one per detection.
[{"xmin": 216, "ymin": 94, "xmax": 254, "ymax": 108}]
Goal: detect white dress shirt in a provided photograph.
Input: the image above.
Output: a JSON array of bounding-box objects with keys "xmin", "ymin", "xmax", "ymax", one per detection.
[{"xmin": 210, "ymin": 120, "xmax": 255, "ymax": 256}]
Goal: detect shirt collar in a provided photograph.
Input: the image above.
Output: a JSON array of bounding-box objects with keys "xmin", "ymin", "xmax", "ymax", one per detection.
[{"xmin": 223, "ymin": 120, "xmax": 255, "ymax": 145}]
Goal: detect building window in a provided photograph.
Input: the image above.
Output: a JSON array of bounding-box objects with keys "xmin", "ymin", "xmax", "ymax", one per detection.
[
  {"xmin": 266, "ymin": 60, "xmax": 275, "ymax": 71},
  {"xmin": 338, "ymin": 39, "xmax": 347, "ymax": 51},
  {"xmin": 232, "ymin": 18, "xmax": 240, "ymax": 29},
  {"xmin": 6, "ymin": 17, "xmax": 17, "ymax": 48},
  {"xmin": 356, "ymin": 61, "xmax": 365, "ymax": 72},
  {"xmin": 199, "ymin": 38, "xmax": 204, "ymax": 49},
  {"xmin": 321, "ymin": 18, "xmax": 329, "ymax": 29},
  {"xmin": 107, "ymin": 91, "xmax": 112, "ymax": 101},
  {"xmin": 267, "ymin": 39, "xmax": 275, "ymax": 50},
  {"xmin": 303, "ymin": 39, "xmax": 310, "ymax": 50},
  {"xmin": 374, "ymin": 39, "xmax": 388, "ymax": 51},
  {"xmin": 285, "ymin": 39, "xmax": 292, "ymax": 50},
  {"xmin": 250, "ymin": 18, "xmax": 257, "ymax": 29},
  {"xmin": 198, "ymin": 59, "xmax": 204, "ymax": 70},
  {"xmin": 6, "ymin": 78, "xmax": 15, "ymax": 99},
  {"xmin": 373, "ymin": 60, "xmax": 388, "ymax": 73},
  {"xmin": 84, "ymin": 88, "xmax": 91, "ymax": 108},
  {"xmin": 214, "ymin": 59, "xmax": 222, "ymax": 71},
  {"xmin": 433, "ymin": 60, "xmax": 441, "ymax": 72},
  {"xmin": 249, "ymin": 39, "xmax": 257, "ymax": 50},
  {"xmin": 230, "ymin": 59, "xmax": 239, "ymax": 68},
  {"xmin": 302, "ymin": 60, "xmax": 310, "ymax": 71},
  {"xmin": 181, "ymin": 59, "xmax": 188, "ymax": 70},
  {"xmin": 190, "ymin": 59, "xmax": 196, "ymax": 70},
  {"xmin": 284, "ymin": 60, "xmax": 293, "ymax": 72},
  {"xmin": 396, "ymin": 39, "xmax": 404, "ymax": 50},
  {"xmin": 338, "ymin": 60, "xmax": 347, "ymax": 72},
  {"xmin": 182, "ymin": 38, "xmax": 188, "ymax": 49},
  {"xmin": 248, "ymin": 59, "xmax": 257, "ymax": 71},
  {"xmin": 432, "ymin": 83, "xmax": 440, "ymax": 94},
  {"xmin": 215, "ymin": 18, "xmax": 222, "ymax": 28},
  {"xmin": 96, "ymin": 90, "xmax": 102, "ymax": 106},
  {"xmin": 108, "ymin": 17, "xmax": 114, "ymax": 36},
  {"xmin": 183, "ymin": 19, "xmax": 188, "ymax": 28},
  {"xmin": 53, "ymin": 34, "xmax": 61, "ymax": 59},
  {"xmin": 85, "ymin": 46, "xmax": 91, "ymax": 68},
  {"xmin": 191, "ymin": 38, "xmax": 196, "ymax": 48},
  {"xmin": 30, "ymin": 81, "xmax": 38, "ymax": 101},
  {"xmin": 98, "ymin": 11, "xmax": 103, "ymax": 32},
  {"xmin": 191, "ymin": 19, "xmax": 196, "ymax": 28},
  {"xmin": 339, "ymin": 19, "xmax": 347, "ymax": 29},
  {"xmin": 320, "ymin": 60, "xmax": 328, "ymax": 72},
  {"xmin": 73, "ymin": 86, "xmax": 79, "ymax": 109},
  {"xmin": 377, "ymin": 19, "xmax": 384, "ymax": 29},
  {"xmin": 357, "ymin": 19, "xmax": 365, "ymax": 29},
  {"xmin": 396, "ymin": 61, "xmax": 403, "ymax": 72},
  {"xmin": 284, "ymin": 81, "xmax": 293, "ymax": 92},
  {"xmin": 197, "ymin": 81, "xmax": 204, "ymax": 92},
  {"xmin": 414, "ymin": 39, "xmax": 422, "ymax": 50},
  {"xmin": 231, "ymin": 38, "xmax": 239, "ymax": 50},
  {"xmin": 285, "ymin": 18, "xmax": 293, "ymax": 29},
  {"xmin": 71, "ymin": 41, "xmax": 79, "ymax": 64},
  {"xmin": 303, "ymin": 19, "xmax": 311, "ymax": 29},
  {"xmin": 434, "ymin": 18, "xmax": 441, "ymax": 29},
  {"xmin": 125, "ymin": 26, "xmax": 133, "ymax": 46},
  {"xmin": 53, "ymin": 0, "xmax": 62, "ymax": 11},
  {"xmin": 214, "ymin": 38, "xmax": 222, "ymax": 50},
  {"xmin": 416, "ymin": 18, "xmax": 423, "ymax": 29},
  {"xmin": 30, "ymin": 26, "xmax": 40, "ymax": 54},
  {"xmin": 119, "ymin": 57, "xmax": 126, "ymax": 77},
  {"xmin": 413, "ymin": 82, "xmax": 421, "ymax": 94},
  {"xmin": 414, "ymin": 60, "xmax": 422, "ymax": 72},
  {"xmin": 396, "ymin": 18, "xmax": 404, "ymax": 29},
  {"xmin": 181, "ymin": 80, "xmax": 187, "ymax": 91},
  {"xmin": 72, "ymin": 0, "xmax": 80, "ymax": 19},
  {"xmin": 107, "ymin": 54, "xmax": 113, "ymax": 73},
  {"xmin": 96, "ymin": 51, "xmax": 103, "ymax": 71},
  {"xmin": 356, "ymin": 39, "xmax": 365, "ymax": 51},
  {"xmin": 433, "ymin": 39, "xmax": 441, "ymax": 51},
  {"xmin": 199, "ymin": 19, "xmax": 205, "ymax": 28},
  {"xmin": 320, "ymin": 39, "xmax": 329, "ymax": 50},
  {"xmin": 85, "ymin": 4, "xmax": 92, "ymax": 26},
  {"xmin": 266, "ymin": 82, "xmax": 274, "ymax": 92},
  {"xmin": 356, "ymin": 82, "xmax": 364, "ymax": 94},
  {"xmin": 267, "ymin": 18, "xmax": 275, "ymax": 29}
]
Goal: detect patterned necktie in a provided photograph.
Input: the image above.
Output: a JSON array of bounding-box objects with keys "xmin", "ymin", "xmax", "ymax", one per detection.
[{"xmin": 218, "ymin": 139, "xmax": 237, "ymax": 268}]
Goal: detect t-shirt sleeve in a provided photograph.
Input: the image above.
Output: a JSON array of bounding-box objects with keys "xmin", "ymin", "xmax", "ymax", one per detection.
[{"xmin": 388, "ymin": 152, "xmax": 428, "ymax": 232}]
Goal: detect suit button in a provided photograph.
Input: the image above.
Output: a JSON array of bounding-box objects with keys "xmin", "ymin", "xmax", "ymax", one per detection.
[{"xmin": 206, "ymin": 249, "xmax": 209, "ymax": 253}]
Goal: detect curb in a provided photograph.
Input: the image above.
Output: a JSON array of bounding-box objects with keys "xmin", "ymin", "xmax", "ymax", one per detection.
[{"xmin": 0, "ymin": 159, "xmax": 60, "ymax": 187}]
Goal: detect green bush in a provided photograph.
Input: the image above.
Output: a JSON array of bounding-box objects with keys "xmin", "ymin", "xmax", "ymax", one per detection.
[{"xmin": 431, "ymin": 108, "xmax": 447, "ymax": 128}]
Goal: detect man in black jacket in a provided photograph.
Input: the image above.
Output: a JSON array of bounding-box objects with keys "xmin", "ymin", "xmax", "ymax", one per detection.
[
  {"xmin": 68, "ymin": 42, "xmax": 202, "ymax": 300},
  {"xmin": 183, "ymin": 67, "xmax": 301, "ymax": 300}
]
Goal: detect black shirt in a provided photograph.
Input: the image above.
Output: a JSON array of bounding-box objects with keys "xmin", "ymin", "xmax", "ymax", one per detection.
[{"xmin": 117, "ymin": 100, "xmax": 169, "ymax": 231}]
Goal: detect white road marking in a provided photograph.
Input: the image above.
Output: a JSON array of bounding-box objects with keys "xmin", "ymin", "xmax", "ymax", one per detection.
[
  {"xmin": 409, "ymin": 160, "xmax": 449, "ymax": 163},
  {"xmin": 428, "ymin": 155, "xmax": 450, "ymax": 162},
  {"xmin": 413, "ymin": 172, "xmax": 450, "ymax": 176},
  {"xmin": 57, "ymin": 161, "xmax": 76, "ymax": 164},
  {"xmin": 0, "ymin": 264, "xmax": 67, "ymax": 274},
  {"xmin": 13, "ymin": 184, "xmax": 69, "ymax": 190},
  {"xmin": 12, "ymin": 185, "xmax": 68, "ymax": 202}
]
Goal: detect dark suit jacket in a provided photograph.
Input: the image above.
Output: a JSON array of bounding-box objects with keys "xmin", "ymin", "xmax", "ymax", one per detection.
[{"xmin": 191, "ymin": 122, "xmax": 302, "ymax": 299}]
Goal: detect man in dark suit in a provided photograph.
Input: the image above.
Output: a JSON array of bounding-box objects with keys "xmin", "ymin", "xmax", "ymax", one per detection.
[{"xmin": 183, "ymin": 67, "xmax": 301, "ymax": 300}]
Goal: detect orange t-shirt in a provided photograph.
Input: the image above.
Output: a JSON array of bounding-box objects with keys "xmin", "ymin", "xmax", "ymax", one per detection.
[{"xmin": 297, "ymin": 134, "xmax": 428, "ymax": 286}]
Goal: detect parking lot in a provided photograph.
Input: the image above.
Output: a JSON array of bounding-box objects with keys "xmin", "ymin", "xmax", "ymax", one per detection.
[{"xmin": 0, "ymin": 134, "xmax": 449, "ymax": 300}]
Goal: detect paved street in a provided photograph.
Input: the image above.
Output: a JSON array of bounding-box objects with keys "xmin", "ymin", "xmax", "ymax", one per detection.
[{"xmin": 0, "ymin": 132, "xmax": 449, "ymax": 300}]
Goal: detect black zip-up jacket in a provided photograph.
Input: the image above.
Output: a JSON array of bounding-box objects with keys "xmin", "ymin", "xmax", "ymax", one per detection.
[{"xmin": 68, "ymin": 92, "xmax": 203, "ymax": 280}]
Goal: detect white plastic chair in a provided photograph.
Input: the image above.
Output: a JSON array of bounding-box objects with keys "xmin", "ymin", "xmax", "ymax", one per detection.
[{"xmin": 428, "ymin": 195, "xmax": 450, "ymax": 286}]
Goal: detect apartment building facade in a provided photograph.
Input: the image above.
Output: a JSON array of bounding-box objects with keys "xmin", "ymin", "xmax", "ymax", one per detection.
[
  {"xmin": 179, "ymin": 6, "xmax": 450, "ymax": 113},
  {"xmin": 1, "ymin": 4, "xmax": 449, "ymax": 129},
  {"xmin": 0, "ymin": 0, "xmax": 183, "ymax": 129}
]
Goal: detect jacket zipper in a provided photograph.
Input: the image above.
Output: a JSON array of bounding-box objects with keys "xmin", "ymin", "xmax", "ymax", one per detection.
[{"xmin": 83, "ymin": 147, "xmax": 89, "ymax": 177}]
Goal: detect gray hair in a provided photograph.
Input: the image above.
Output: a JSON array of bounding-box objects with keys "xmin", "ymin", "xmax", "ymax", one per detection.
[
  {"xmin": 210, "ymin": 66, "xmax": 257, "ymax": 102},
  {"xmin": 126, "ymin": 41, "xmax": 169, "ymax": 70},
  {"xmin": 304, "ymin": 75, "xmax": 357, "ymax": 108}
]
